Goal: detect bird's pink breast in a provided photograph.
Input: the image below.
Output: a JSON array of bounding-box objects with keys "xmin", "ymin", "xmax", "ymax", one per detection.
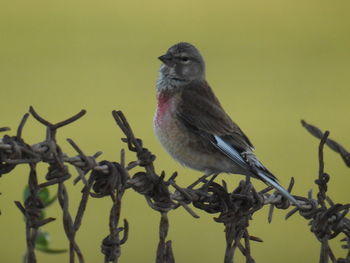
[{"xmin": 154, "ymin": 92, "xmax": 173, "ymax": 125}]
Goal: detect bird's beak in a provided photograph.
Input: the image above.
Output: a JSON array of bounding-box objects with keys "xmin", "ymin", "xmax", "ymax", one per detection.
[{"xmin": 158, "ymin": 53, "xmax": 173, "ymax": 67}]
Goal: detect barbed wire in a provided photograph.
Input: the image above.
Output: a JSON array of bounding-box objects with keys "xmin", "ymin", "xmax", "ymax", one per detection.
[{"xmin": 1, "ymin": 108, "xmax": 349, "ymax": 263}]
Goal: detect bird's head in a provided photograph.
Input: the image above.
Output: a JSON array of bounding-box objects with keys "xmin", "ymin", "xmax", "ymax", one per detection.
[{"xmin": 158, "ymin": 42, "xmax": 205, "ymax": 84}]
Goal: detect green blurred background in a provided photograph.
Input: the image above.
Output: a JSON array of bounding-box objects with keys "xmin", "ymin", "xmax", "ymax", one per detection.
[{"xmin": 1, "ymin": 0, "xmax": 350, "ymax": 262}]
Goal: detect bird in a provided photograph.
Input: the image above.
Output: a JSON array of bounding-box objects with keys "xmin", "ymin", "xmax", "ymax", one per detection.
[{"xmin": 153, "ymin": 42, "xmax": 297, "ymax": 205}]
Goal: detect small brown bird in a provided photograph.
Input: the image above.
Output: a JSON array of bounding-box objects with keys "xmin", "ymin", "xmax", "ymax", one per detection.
[{"xmin": 153, "ymin": 42, "xmax": 297, "ymax": 204}]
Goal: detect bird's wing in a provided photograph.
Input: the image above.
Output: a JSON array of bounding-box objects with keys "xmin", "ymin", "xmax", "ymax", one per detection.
[
  {"xmin": 177, "ymin": 81, "xmax": 254, "ymax": 153},
  {"xmin": 177, "ymin": 81, "xmax": 257, "ymax": 172}
]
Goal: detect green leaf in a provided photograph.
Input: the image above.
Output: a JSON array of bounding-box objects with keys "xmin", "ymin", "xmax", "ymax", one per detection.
[
  {"xmin": 23, "ymin": 185, "xmax": 30, "ymax": 202},
  {"xmin": 38, "ymin": 210, "xmax": 46, "ymax": 221},
  {"xmin": 36, "ymin": 247, "xmax": 68, "ymax": 254},
  {"xmin": 36, "ymin": 231, "xmax": 49, "ymax": 249},
  {"xmin": 37, "ymin": 188, "xmax": 50, "ymax": 204},
  {"xmin": 43, "ymin": 194, "xmax": 57, "ymax": 207},
  {"xmin": 35, "ymin": 231, "xmax": 67, "ymax": 254}
]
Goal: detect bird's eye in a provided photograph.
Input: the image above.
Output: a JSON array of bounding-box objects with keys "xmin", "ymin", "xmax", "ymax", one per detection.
[{"xmin": 181, "ymin": 57, "xmax": 189, "ymax": 62}]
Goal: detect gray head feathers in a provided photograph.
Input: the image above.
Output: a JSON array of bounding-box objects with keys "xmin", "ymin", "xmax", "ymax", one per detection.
[{"xmin": 157, "ymin": 42, "xmax": 206, "ymax": 91}]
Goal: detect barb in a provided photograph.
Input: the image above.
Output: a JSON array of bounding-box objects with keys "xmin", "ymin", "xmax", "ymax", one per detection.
[
  {"xmin": 29, "ymin": 106, "xmax": 86, "ymax": 130},
  {"xmin": 0, "ymin": 127, "xmax": 10, "ymax": 132},
  {"xmin": 16, "ymin": 113, "xmax": 30, "ymax": 140},
  {"xmin": 301, "ymin": 120, "xmax": 350, "ymax": 167},
  {"xmin": 316, "ymin": 131, "xmax": 330, "ymax": 208}
]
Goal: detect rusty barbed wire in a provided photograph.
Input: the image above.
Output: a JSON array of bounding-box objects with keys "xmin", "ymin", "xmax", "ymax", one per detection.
[
  {"xmin": 14, "ymin": 163, "xmax": 56, "ymax": 263},
  {"xmin": 299, "ymin": 121, "xmax": 350, "ymax": 263},
  {"xmin": 29, "ymin": 107, "xmax": 87, "ymax": 263},
  {"xmin": 91, "ymin": 158, "xmax": 129, "ymax": 263},
  {"xmin": 1, "ymin": 109, "xmax": 350, "ymax": 263},
  {"xmin": 112, "ymin": 110, "xmax": 175, "ymax": 263}
]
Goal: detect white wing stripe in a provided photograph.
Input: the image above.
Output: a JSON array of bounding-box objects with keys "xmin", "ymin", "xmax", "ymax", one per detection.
[{"xmin": 214, "ymin": 135, "xmax": 246, "ymax": 166}]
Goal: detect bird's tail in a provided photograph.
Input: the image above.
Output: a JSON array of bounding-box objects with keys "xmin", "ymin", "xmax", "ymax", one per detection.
[
  {"xmin": 242, "ymin": 151, "xmax": 298, "ymax": 206},
  {"xmin": 213, "ymin": 135, "xmax": 299, "ymax": 206},
  {"xmin": 257, "ymin": 170, "xmax": 298, "ymax": 206}
]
